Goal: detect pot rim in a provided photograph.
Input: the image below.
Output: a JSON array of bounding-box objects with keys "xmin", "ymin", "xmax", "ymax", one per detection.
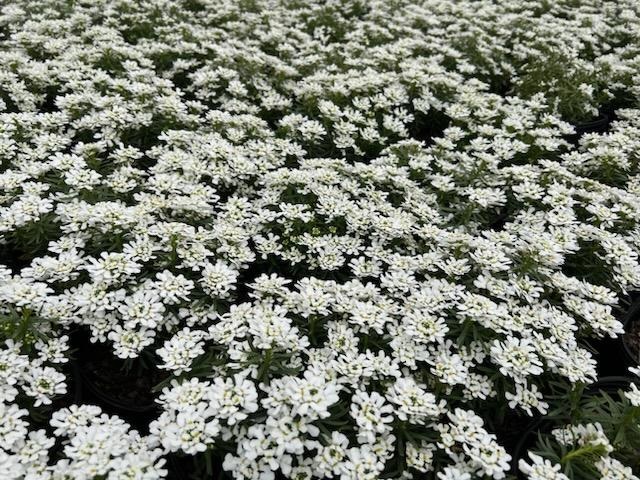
[
  {"xmin": 621, "ymin": 296, "xmax": 640, "ymax": 366},
  {"xmin": 573, "ymin": 112, "xmax": 610, "ymax": 129}
]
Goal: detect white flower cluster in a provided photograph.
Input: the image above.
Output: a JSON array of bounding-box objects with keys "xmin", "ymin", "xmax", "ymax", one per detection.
[
  {"xmin": 0, "ymin": 338, "xmax": 67, "ymax": 407},
  {"xmin": 0, "ymin": 0, "xmax": 640, "ymax": 477},
  {"xmin": 0, "ymin": 404, "xmax": 166, "ymax": 479}
]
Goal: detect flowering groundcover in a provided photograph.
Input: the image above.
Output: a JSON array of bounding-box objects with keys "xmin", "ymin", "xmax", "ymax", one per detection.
[{"xmin": 1, "ymin": 0, "xmax": 640, "ymax": 479}]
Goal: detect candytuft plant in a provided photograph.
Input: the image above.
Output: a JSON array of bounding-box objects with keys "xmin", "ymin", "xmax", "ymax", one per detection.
[{"xmin": 0, "ymin": 0, "xmax": 639, "ymax": 479}]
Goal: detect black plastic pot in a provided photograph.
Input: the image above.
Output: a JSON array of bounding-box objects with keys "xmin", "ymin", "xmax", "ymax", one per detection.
[
  {"xmin": 488, "ymin": 207, "xmax": 509, "ymax": 231},
  {"xmin": 0, "ymin": 242, "xmax": 32, "ymax": 273},
  {"xmin": 510, "ymin": 376, "xmax": 635, "ymax": 478},
  {"xmin": 69, "ymin": 360, "xmax": 84, "ymax": 405},
  {"xmin": 77, "ymin": 363, "xmax": 159, "ymax": 413},
  {"xmin": 575, "ymin": 114, "xmax": 611, "ymax": 135},
  {"xmin": 408, "ymin": 110, "xmax": 451, "ymax": 145},
  {"xmin": 593, "ymin": 293, "xmax": 640, "ymax": 377},
  {"xmin": 621, "ymin": 294, "xmax": 640, "ymax": 367},
  {"xmin": 565, "ymin": 113, "xmax": 611, "ymax": 144},
  {"xmin": 71, "ymin": 330, "xmax": 161, "ymax": 432},
  {"xmin": 166, "ymin": 451, "xmax": 227, "ymax": 480},
  {"xmin": 587, "ymin": 376, "xmax": 636, "ymax": 394}
]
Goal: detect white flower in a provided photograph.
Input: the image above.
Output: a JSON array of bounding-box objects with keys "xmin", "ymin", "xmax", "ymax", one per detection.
[
  {"xmin": 505, "ymin": 383, "xmax": 549, "ymax": 416},
  {"xmin": 1, "ymin": 1, "xmax": 640, "ymax": 478},
  {"xmin": 200, "ymin": 260, "xmax": 238, "ymax": 298},
  {"xmin": 0, "ymin": 403, "xmax": 29, "ymax": 450},
  {"xmin": 157, "ymin": 328, "xmax": 206, "ymax": 374},
  {"xmin": 339, "ymin": 445, "xmax": 385, "ymax": 480},
  {"xmin": 208, "ymin": 373, "xmax": 259, "ymax": 425},
  {"xmin": 108, "ymin": 326, "xmax": 155, "ymax": 359},
  {"xmin": 595, "ymin": 456, "xmax": 639, "ymax": 480},
  {"xmin": 403, "ymin": 310, "xmax": 449, "ymax": 344},
  {"xmin": 624, "ymin": 382, "xmax": 640, "ymax": 407},
  {"xmin": 22, "ymin": 366, "xmax": 67, "ymax": 406},
  {"xmin": 386, "ymin": 377, "xmax": 446, "ymax": 424},
  {"xmin": 261, "ymin": 370, "xmax": 340, "ymax": 421},
  {"xmin": 518, "ymin": 452, "xmax": 569, "ymax": 480},
  {"xmin": 490, "ymin": 337, "xmax": 543, "ymax": 380},
  {"xmin": 85, "ymin": 252, "xmax": 141, "ymax": 285},
  {"xmin": 437, "ymin": 466, "xmax": 472, "ymax": 480},
  {"xmin": 151, "ymin": 404, "xmax": 220, "ymax": 455},
  {"xmin": 34, "ymin": 335, "xmax": 69, "ymax": 364},
  {"xmin": 551, "ymin": 423, "xmax": 613, "ymax": 454},
  {"xmin": 247, "ymin": 302, "xmax": 308, "ymax": 351},
  {"xmin": 464, "ymin": 438, "xmax": 511, "ymax": 479},
  {"xmin": 315, "ymin": 432, "xmax": 349, "ymax": 477},
  {"xmin": 406, "ymin": 441, "xmax": 436, "ymax": 473},
  {"xmin": 154, "ymin": 270, "xmax": 194, "ymax": 304},
  {"xmin": 118, "ymin": 289, "xmax": 166, "ymax": 329},
  {"xmin": 350, "ymin": 391, "xmax": 394, "ymax": 444}
]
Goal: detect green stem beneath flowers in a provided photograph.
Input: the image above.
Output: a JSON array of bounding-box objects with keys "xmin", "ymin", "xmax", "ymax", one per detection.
[{"xmin": 258, "ymin": 349, "xmax": 273, "ymax": 382}]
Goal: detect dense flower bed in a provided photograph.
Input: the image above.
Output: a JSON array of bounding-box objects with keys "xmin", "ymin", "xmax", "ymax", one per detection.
[{"xmin": 1, "ymin": 0, "xmax": 640, "ymax": 479}]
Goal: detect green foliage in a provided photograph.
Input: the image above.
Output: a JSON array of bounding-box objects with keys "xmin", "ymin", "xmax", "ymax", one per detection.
[
  {"xmin": 528, "ymin": 385, "xmax": 640, "ymax": 479},
  {"xmin": 514, "ymin": 49, "xmax": 611, "ymax": 123},
  {"xmin": 0, "ymin": 307, "xmax": 50, "ymax": 349}
]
